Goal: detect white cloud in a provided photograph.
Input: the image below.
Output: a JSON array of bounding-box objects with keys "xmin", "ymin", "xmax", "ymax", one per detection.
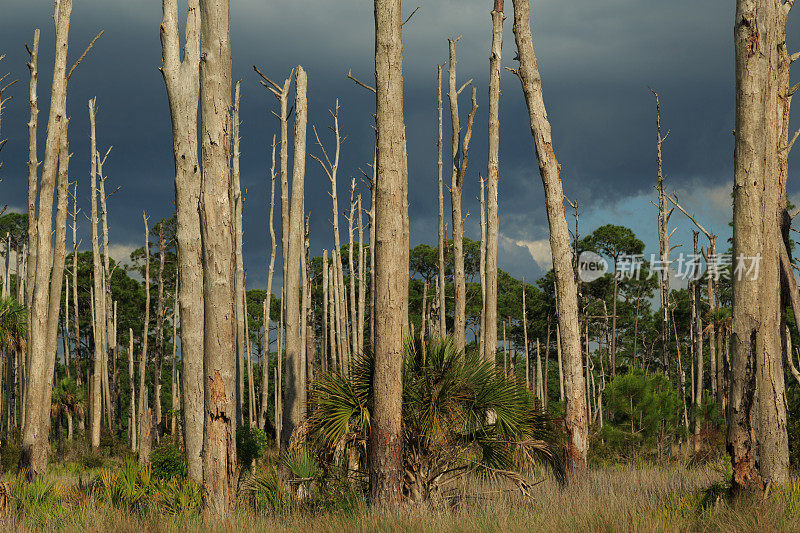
[
  {"xmin": 107, "ymin": 243, "xmax": 137, "ymax": 266},
  {"xmin": 501, "ymin": 234, "xmax": 552, "ymax": 270}
]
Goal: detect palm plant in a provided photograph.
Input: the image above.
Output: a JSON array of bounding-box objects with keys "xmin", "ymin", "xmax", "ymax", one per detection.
[
  {"xmin": 0, "ymin": 297, "xmax": 26, "ymax": 353},
  {"xmin": 51, "ymin": 377, "xmax": 85, "ymax": 442},
  {"xmin": 307, "ymin": 336, "xmax": 564, "ymax": 502}
]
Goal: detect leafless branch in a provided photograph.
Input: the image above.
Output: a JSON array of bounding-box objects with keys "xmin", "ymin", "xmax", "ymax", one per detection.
[
  {"xmin": 402, "ymin": 5, "xmax": 421, "ymax": 26},
  {"xmin": 346, "ymin": 69, "xmax": 375, "ymax": 94},
  {"xmin": 665, "ymin": 193, "xmax": 713, "ymax": 240},
  {"xmin": 67, "ymin": 30, "xmax": 104, "ymax": 82}
]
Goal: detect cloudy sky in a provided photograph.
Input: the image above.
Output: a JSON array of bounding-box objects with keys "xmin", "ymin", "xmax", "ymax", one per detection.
[{"xmin": 0, "ymin": 1, "xmax": 797, "ymax": 290}]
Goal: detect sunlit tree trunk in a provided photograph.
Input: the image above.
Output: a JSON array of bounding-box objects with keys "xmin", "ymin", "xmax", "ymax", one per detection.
[
  {"xmin": 231, "ymin": 81, "xmax": 246, "ymax": 427},
  {"xmin": 370, "ymin": 0, "xmax": 407, "ymax": 505},
  {"xmin": 21, "ymin": 0, "xmax": 73, "ymax": 474},
  {"xmin": 88, "ymin": 99, "xmax": 106, "ymax": 452},
  {"xmin": 281, "ymin": 67, "xmax": 308, "ymax": 452},
  {"xmin": 511, "ymin": 0, "xmax": 587, "ymax": 471},
  {"xmin": 447, "ymin": 38, "xmax": 478, "ymax": 355},
  {"xmin": 436, "ymin": 64, "xmax": 446, "ymax": 338},
  {"xmin": 729, "ymin": 0, "xmax": 790, "ymax": 492},
  {"xmin": 260, "ymin": 137, "xmax": 277, "ymax": 430},
  {"xmin": 138, "ymin": 212, "xmax": 152, "ymax": 464},
  {"xmin": 485, "ymin": 0, "xmax": 503, "ymax": 364},
  {"xmin": 160, "ymin": 0, "xmax": 203, "ymax": 481},
  {"xmin": 154, "ymin": 222, "xmax": 167, "ymax": 440},
  {"xmin": 198, "ymin": 0, "xmax": 238, "ymax": 514}
]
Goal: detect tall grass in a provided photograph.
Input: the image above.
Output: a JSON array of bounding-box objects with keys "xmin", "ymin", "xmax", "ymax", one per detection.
[{"xmin": 1, "ymin": 462, "xmax": 798, "ymax": 532}]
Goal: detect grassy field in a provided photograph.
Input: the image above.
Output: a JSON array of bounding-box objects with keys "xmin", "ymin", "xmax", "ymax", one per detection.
[{"xmin": 1, "ymin": 459, "xmax": 798, "ymax": 532}]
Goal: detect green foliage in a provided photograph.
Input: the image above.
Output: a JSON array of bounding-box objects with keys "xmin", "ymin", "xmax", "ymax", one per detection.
[
  {"xmin": 601, "ymin": 370, "xmax": 683, "ymax": 460},
  {"xmin": 150, "ymin": 476, "xmax": 201, "ymax": 515},
  {"xmin": 240, "ymin": 465, "xmax": 290, "ymax": 512},
  {"xmin": 8, "ymin": 472, "xmax": 67, "ymax": 525},
  {"xmin": 237, "ymin": 425, "xmax": 270, "ymax": 467},
  {"xmin": 308, "ymin": 336, "xmax": 564, "ymax": 501},
  {"xmin": 1, "ymin": 443, "xmax": 21, "ymax": 474},
  {"xmin": 150, "ymin": 443, "xmax": 187, "ymax": 479}
]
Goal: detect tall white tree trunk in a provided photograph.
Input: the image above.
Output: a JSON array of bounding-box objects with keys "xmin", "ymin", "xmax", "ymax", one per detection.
[
  {"xmin": 281, "ymin": 67, "xmax": 308, "ymax": 452},
  {"xmin": 510, "ymin": 0, "xmax": 587, "ymax": 471},
  {"xmin": 370, "ymin": 0, "xmax": 407, "ymax": 505},
  {"xmin": 485, "ymin": 0, "xmax": 503, "ymax": 364},
  {"xmin": 160, "ymin": 0, "xmax": 204, "ymax": 481},
  {"xmin": 198, "ymin": 0, "xmax": 237, "ymax": 515}
]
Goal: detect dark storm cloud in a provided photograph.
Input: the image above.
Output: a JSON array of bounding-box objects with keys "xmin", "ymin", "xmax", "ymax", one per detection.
[{"xmin": 1, "ymin": 1, "xmax": 797, "ymax": 287}]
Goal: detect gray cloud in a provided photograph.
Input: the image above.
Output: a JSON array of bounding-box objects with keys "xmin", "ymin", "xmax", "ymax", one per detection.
[{"xmin": 0, "ymin": 1, "xmax": 797, "ymax": 289}]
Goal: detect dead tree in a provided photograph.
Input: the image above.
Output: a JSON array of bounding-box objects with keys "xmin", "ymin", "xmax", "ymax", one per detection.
[
  {"xmin": 128, "ymin": 328, "xmax": 136, "ymax": 451},
  {"xmin": 436, "ymin": 63, "xmax": 446, "ymax": 337},
  {"xmin": 281, "ymin": 67, "xmax": 308, "ymax": 452},
  {"xmin": 485, "ymin": 0, "xmax": 504, "ymax": 364},
  {"xmin": 479, "ymin": 175, "xmax": 487, "ymax": 358},
  {"xmin": 232, "ymin": 81, "xmax": 246, "ymax": 427},
  {"xmin": 138, "ymin": 212, "xmax": 152, "ymax": 464},
  {"xmin": 22, "ymin": 1, "xmax": 79, "ymax": 474},
  {"xmin": 370, "ymin": 0, "xmax": 407, "ymax": 505},
  {"xmin": 259, "ymin": 136, "xmax": 278, "ymax": 430},
  {"xmin": 198, "ymin": 0, "xmax": 237, "ymax": 514},
  {"xmin": 522, "ymin": 278, "xmax": 530, "ymax": 389},
  {"xmin": 447, "ymin": 37, "xmax": 478, "ymax": 355},
  {"xmin": 728, "ymin": 0, "xmax": 791, "ymax": 492},
  {"xmin": 347, "ymin": 180, "xmax": 358, "ymax": 357},
  {"xmin": 358, "ymin": 194, "xmax": 366, "ymax": 356},
  {"xmin": 154, "ymin": 222, "xmax": 167, "ymax": 440},
  {"xmin": 666, "ymin": 193, "xmax": 721, "ymax": 416},
  {"xmin": 650, "ymin": 89, "xmax": 674, "ymax": 379},
  {"xmin": 510, "ymin": 0, "xmax": 587, "ymax": 471},
  {"xmin": 88, "ymin": 99, "xmax": 106, "ymax": 451},
  {"xmin": 311, "ymin": 101, "xmax": 350, "ymax": 371},
  {"xmin": 160, "ymin": 0, "xmax": 203, "ymax": 482}
]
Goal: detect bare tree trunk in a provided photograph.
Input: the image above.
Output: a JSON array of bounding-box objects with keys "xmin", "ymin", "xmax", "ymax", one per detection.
[
  {"xmin": 277, "ymin": 289, "xmax": 284, "ymax": 444},
  {"xmin": 171, "ymin": 290, "xmax": 179, "ymax": 437},
  {"xmin": 729, "ymin": 0, "xmax": 790, "ymax": 492},
  {"xmin": 154, "ymin": 223, "xmax": 167, "ymax": 441},
  {"xmin": 436, "ymin": 63, "xmax": 446, "ymax": 338},
  {"xmin": 328, "ymin": 262, "xmax": 337, "ymax": 371},
  {"xmin": 160, "ymin": 0, "xmax": 203, "ymax": 482},
  {"xmin": 128, "ymin": 328, "xmax": 136, "ymax": 451},
  {"xmin": 479, "ymin": 176, "xmax": 487, "ymax": 358},
  {"xmin": 536, "ymin": 338, "xmax": 543, "ymax": 404},
  {"xmin": 522, "ymin": 278, "xmax": 529, "ymax": 389},
  {"xmin": 260, "ymin": 137, "xmax": 277, "ymax": 430},
  {"xmin": 198, "ymin": 0, "xmax": 237, "ymax": 514},
  {"xmin": 246, "ymin": 278, "xmax": 256, "ymax": 427},
  {"xmin": 231, "ymin": 81, "xmax": 246, "ymax": 428},
  {"xmin": 651, "ymin": 89, "xmax": 671, "ymax": 377},
  {"xmin": 511, "ymin": 0, "xmax": 587, "ymax": 471},
  {"xmin": 88, "ymin": 99, "xmax": 106, "ymax": 452},
  {"xmin": 281, "ymin": 67, "xmax": 308, "ymax": 451},
  {"xmin": 358, "ymin": 195, "xmax": 366, "ymax": 356},
  {"xmin": 97, "ymin": 148, "xmax": 115, "ymax": 430},
  {"xmin": 21, "ymin": 0, "xmax": 73, "ymax": 473},
  {"xmin": 447, "ymin": 38, "xmax": 478, "ymax": 355},
  {"xmin": 370, "ymin": 0, "xmax": 406, "ymax": 505},
  {"xmin": 313, "ymin": 103, "xmax": 350, "ymax": 372},
  {"xmin": 70, "ymin": 182, "xmax": 80, "ymax": 389},
  {"xmin": 23, "ymin": 30, "xmax": 40, "ymax": 437},
  {"xmin": 348, "ymin": 181, "xmax": 358, "ymax": 357},
  {"xmin": 138, "ymin": 213, "xmax": 152, "ymax": 464},
  {"xmin": 693, "ymin": 232, "xmax": 704, "ymax": 453},
  {"xmin": 485, "ymin": 0, "xmax": 503, "ymax": 364}
]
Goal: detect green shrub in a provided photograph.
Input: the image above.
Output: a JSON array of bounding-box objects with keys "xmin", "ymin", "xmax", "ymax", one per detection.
[
  {"xmin": 82, "ymin": 453, "xmax": 104, "ymax": 469},
  {"xmin": 150, "ymin": 443, "xmax": 187, "ymax": 479},
  {"xmin": 1, "ymin": 443, "xmax": 21, "ymax": 474},
  {"xmin": 237, "ymin": 425, "xmax": 270, "ymax": 467}
]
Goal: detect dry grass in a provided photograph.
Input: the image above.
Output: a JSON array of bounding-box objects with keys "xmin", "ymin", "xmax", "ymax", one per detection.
[{"xmin": 2, "ymin": 462, "xmax": 799, "ymax": 532}]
